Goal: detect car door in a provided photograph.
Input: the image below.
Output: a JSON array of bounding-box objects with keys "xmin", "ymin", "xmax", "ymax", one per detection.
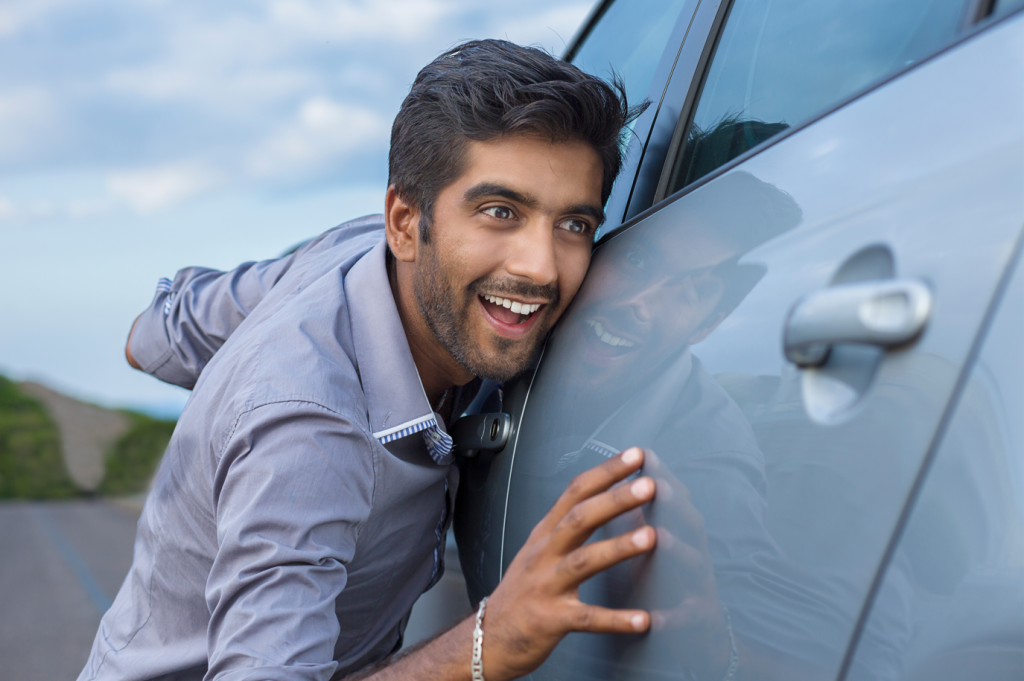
[
  {"xmin": 457, "ymin": 2, "xmax": 1024, "ymax": 681},
  {"xmin": 842, "ymin": 238, "xmax": 1024, "ymax": 681}
]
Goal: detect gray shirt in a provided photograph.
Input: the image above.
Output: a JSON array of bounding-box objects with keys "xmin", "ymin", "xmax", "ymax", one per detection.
[{"xmin": 80, "ymin": 216, "xmax": 469, "ymax": 681}]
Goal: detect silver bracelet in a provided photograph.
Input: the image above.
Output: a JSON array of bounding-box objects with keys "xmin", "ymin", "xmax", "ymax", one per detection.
[{"xmin": 472, "ymin": 597, "xmax": 488, "ymax": 681}]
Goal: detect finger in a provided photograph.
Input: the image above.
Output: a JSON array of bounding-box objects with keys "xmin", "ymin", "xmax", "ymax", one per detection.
[
  {"xmin": 533, "ymin": 447, "xmax": 645, "ymax": 536},
  {"xmin": 556, "ymin": 525, "xmax": 656, "ymax": 586},
  {"xmin": 549, "ymin": 476, "xmax": 655, "ymax": 552},
  {"xmin": 562, "ymin": 604, "xmax": 651, "ymax": 635}
]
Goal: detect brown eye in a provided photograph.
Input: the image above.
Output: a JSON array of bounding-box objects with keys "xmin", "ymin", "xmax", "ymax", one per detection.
[
  {"xmin": 483, "ymin": 206, "xmax": 514, "ymax": 220},
  {"xmin": 557, "ymin": 218, "xmax": 589, "ymax": 234}
]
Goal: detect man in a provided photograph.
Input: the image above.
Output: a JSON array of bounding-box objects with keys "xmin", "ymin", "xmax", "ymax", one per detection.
[{"xmin": 79, "ymin": 40, "xmax": 654, "ymax": 681}]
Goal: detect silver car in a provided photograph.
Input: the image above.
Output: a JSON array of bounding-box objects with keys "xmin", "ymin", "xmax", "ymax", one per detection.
[{"xmin": 453, "ymin": 0, "xmax": 1024, "ymax": 679}]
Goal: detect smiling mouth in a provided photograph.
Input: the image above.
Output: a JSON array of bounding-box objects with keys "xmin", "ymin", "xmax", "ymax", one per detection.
[
  {"xmin": 585, "ymin": 319, "xmax": 637, "ymax": 349},
  {"xmin": 480, "ymin": 294, "xmax": 545, "ymax": 326}
]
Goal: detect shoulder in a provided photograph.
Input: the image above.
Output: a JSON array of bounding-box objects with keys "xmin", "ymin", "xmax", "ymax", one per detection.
[
  {"xmin": 250, "ymin": 272, "xmax": 366, "ymax": 418},
  {"xmin": 296, "ymin": 214, "xmax": 385, "ymax": 262},
  {"xmin": 188, "ymin": 273, "xmax": 367, "ymax": 449}
]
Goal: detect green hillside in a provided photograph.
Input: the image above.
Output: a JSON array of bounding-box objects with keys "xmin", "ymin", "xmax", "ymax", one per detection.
[
  {"xmin": 99, "ymin": 413, "xmax": 176, "ymax": 496},
  {"xmin": 0, "ymin": 375, "xmax": 78, "ymax": 498},
  {"xmin": 0, "ymin": 376, "xmax": 176, "ymax": 499}
]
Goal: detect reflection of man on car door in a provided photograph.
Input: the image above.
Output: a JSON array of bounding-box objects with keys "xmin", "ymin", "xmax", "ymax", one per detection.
[{"xmin": 508, "ymin": 170, "xmax": 892, "ymax": 679}]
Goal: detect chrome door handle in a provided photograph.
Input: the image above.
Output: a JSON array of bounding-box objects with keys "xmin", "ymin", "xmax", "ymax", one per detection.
[{"xmin": 784, "ymin": 279, "xmax": 932, "ymax": 367}]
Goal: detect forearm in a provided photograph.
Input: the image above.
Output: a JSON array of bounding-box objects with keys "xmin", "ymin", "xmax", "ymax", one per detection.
[{"xmin": 346, "ymin": 617, "xmax": 475, "ymax": 681}]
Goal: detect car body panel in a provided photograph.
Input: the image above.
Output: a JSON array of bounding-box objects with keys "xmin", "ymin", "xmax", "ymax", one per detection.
[{"xmin": 846, "ymin": 249, "xmax": 1024, "ymax": 681}]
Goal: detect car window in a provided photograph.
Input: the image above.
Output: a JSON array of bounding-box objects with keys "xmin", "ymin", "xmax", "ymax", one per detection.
[
  {"xmin": 666, "ymin": 0, "xmax": 970, "ymax": 193},
  {"xmin": 992, "ymin": 0, "xmax": 1024, "ymax": 16},
  {"xmin": 570, "ymin": 0, "xmax": 690, "ymax": 116}
]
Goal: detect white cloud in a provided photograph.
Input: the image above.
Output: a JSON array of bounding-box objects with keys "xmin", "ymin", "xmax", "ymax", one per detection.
[
  {"xmin": 67, "ymin": 197, "xmax": 114, "ymax": 219},
  {"xmin": 0, "ymin": 196, "xmax": 15, "ymax": 221},
  {"xmin": 107, "ymin": 163, "xmax": 223, "ymax": 213},
  {"xmin": 0, "ymin": 0, "xmax": 87, "ymax": 38},
  {"xmin": 268, "ymin": 0, "xmax": 457, "ymax": 41},
  {"xmin": 488, "ymin": 3, "xmax": 592, "ymax": 54},
  {"xmin": 247, "ymin": 96, "xmax": 389, "ymax": 177},
  {"xmin": 0, "ymin": 89, "xmax": 61, "ymax": 159},
  {"xmin": 0, "ymin": 196, "xmax": 63, "ymax": 223}
]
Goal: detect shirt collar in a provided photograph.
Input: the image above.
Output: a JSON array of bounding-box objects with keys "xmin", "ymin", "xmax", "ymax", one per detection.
[
  {"xmin": 344, "ymin": 238, "xmax": 453, "ymax": 464},
  {"xmin": 556, "ymin": 348, "xmax": 694, "ymax": 472}
]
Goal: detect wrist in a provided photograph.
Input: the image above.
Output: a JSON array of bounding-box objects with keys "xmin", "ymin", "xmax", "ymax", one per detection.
[{"xmin": 471, "ymin": 597, "xmax": 488, "ymax": 681}]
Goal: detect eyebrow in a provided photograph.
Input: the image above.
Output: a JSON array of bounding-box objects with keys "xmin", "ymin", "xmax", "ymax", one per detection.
[
  {"xmin": 565, "ymin": 203, "xmax": 606, "ymax": 226},
  {"xmin": 463, "ymin": 182, "xmax": 605, "ymax": 225},
  {"xmin": 463, "ymin": 183, "xmax": 538, "ymax": 208}
]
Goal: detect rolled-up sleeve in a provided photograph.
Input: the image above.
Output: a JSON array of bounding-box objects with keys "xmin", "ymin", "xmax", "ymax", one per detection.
[
  {"xmin": 205, "ymin": 400, "xmax": 377, "ymax": 681},
  {"xmin": 129, "ymin": 251, "xmax": 301, "ymax": 389}
]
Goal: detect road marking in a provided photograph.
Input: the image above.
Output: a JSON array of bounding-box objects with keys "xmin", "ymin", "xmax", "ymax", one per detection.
[{"xmin": 30, "ymin": 505, "xmax": 113, "ymax": 613}]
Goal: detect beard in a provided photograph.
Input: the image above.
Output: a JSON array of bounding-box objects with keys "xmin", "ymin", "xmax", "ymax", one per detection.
[{"xmin": 413, "ymin": 241, "xmax": 558, "ymax": 382}]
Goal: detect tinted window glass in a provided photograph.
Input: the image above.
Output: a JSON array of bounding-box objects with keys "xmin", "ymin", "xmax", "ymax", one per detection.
[
  {"xmin": 668, "ymin": 0, "xmax": 968, "ymax": 192},
  {"xmin": 992, "ymin": 0, "xmax": 1024, "ymax": 16},
  {"xmin": 571, "ymin": 0, "xmax": 690, "ymax": 113}
]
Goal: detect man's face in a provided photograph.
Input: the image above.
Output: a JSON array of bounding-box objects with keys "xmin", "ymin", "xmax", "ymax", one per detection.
[
  {"xmin": 413, "ymin": 135, "xmax": 604, "ymax": 382},
  {"xmin": 562, "ymin": 222, "xmax": 736, "ymax": 392}
]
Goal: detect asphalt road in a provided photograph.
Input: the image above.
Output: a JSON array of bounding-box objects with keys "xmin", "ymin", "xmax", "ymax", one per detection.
[
  {"xmin": 0, "ymin": 499, "xmax": 139, "ymax": 681},
  {"xmin": 0, "ymin": 499, "xmax": 470, "ymax": 680}
]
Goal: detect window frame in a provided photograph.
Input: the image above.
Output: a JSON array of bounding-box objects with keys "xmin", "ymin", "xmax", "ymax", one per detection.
[
  {"xmin": 562, "ymin": 0, "xmax": 706, "ymax": 232},
  {"xmin": 563, "ymin": 0, "xmax": 616, "ymax": 63}
]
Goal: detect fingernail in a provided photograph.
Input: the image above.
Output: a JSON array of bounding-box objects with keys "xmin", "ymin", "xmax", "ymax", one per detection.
[
  {"xmin": 630, "ymin": 478, "xmax": 653, "ymax": 499},
  {"xmin": 621, "ymin": 447, "xmax": 641, "ymax": 465},
  {"xmin": 631, "ymin": 614, "xmax": 646, "ymax": 631},
  {"xmin": 631, "ymin": 528, "xmax": 651, "ymax": 548}
]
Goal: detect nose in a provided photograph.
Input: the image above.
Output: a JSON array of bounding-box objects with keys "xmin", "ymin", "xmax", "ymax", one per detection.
[
  {"xmin": 503, "ymin": 219, "xmax": 559, "ymax": 289},
  {"xmin": 621, "ymin": 278, "xmax": 671, "ymax": 325}
]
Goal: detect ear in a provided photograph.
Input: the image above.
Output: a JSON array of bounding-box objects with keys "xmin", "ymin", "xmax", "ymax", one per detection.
[
  {"xmin": 385, "ymin": 186, "xmax": 421, "ymax": 263},
  {"xmin": 687, "ymin": 310, "xmax": 727, "ymax": 346}
]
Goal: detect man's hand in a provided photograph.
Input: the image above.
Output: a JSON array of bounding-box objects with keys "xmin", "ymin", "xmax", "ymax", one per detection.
[
  {"xmin": 479, "ymin": 446, "xmax": 656, "ymax": 681},
  {"xmin": 349, "ymin": 447, "xmax": 656, "ymax": 681}
]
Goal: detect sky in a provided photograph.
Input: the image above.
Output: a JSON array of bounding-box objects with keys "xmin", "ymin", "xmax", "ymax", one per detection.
[{"xmin": 0, "ymin": 0, "xmax": 594, "ymax": 417}]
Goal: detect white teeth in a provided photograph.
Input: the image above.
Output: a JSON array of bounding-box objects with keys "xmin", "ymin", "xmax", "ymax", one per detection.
[
  {"xmin": 585, "ymin": 319, "xmax": 636, "ymax": 348},
  {"xmin": 483, "ymin": 295, "xmax": 542, "ymax": 316}
]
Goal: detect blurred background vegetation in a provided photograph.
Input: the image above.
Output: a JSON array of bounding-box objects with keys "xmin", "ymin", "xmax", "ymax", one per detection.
[
  {"xmin": 0, "ymin": 375, "xmax": 175, "ymax": 499},
  {"xmin": 99, "ymin": 413, "xmax": 176, "ymax": 496}
]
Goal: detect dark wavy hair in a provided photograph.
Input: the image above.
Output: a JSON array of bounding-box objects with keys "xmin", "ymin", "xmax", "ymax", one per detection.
[{"xmin": 388, "ymin": 39, "xmax": 647, "ymax": 241}]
